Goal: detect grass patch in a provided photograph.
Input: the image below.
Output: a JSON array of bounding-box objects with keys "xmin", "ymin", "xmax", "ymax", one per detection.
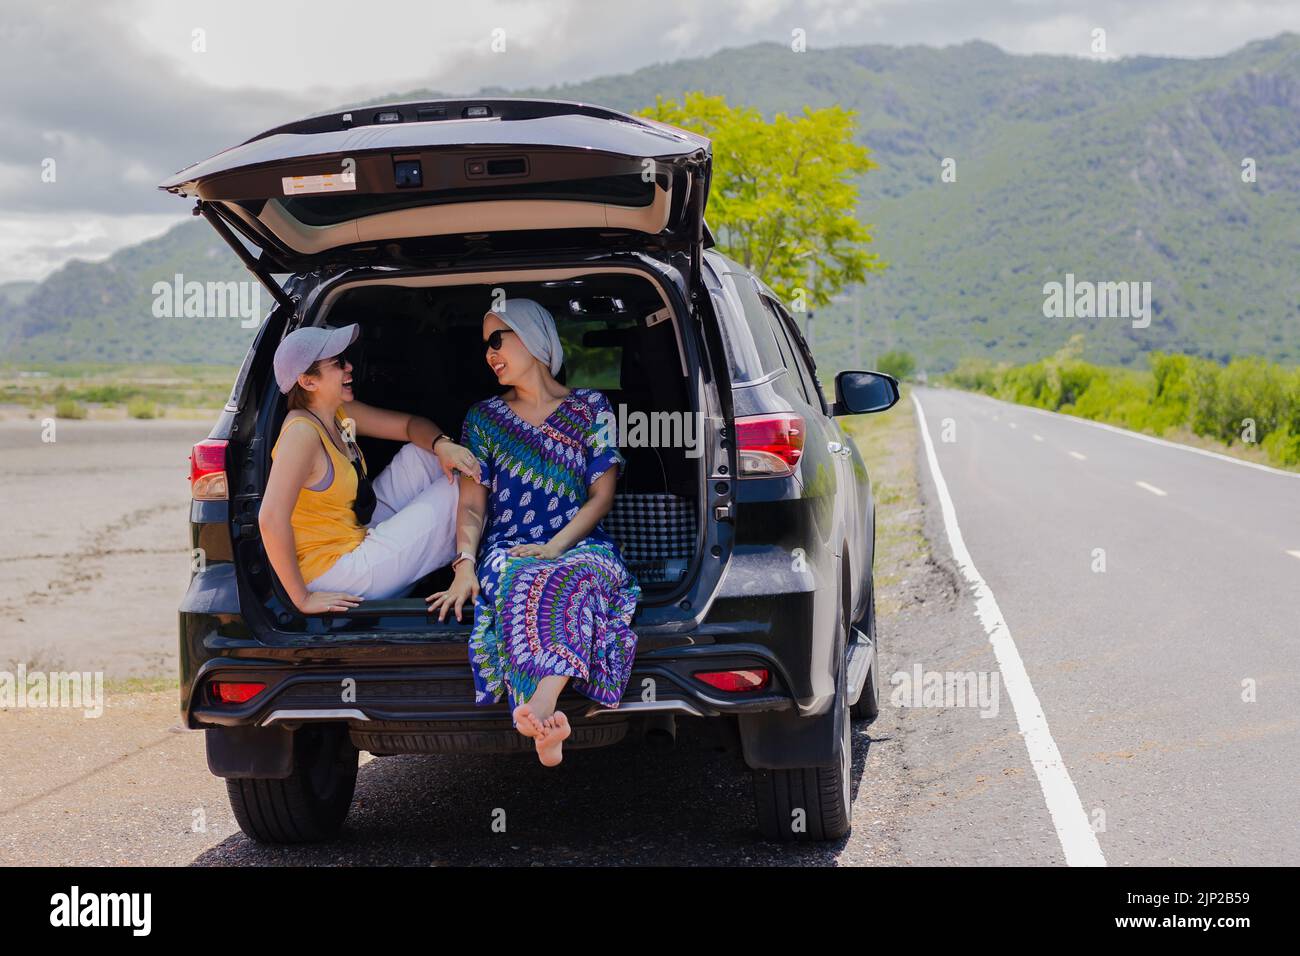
[
  {"xmin": 104, "ymin": 674, "xmax": 180, "ymax": 696},
  {"xmin": 843, "ymin": 386, "xmax": 929, "ymax": 617},
  {"xmin": 0, "ymin": 362, "xmax": 238, "ymax": 412},
  {"xmin": 127, "ymin": 397, "xmax": 163, "ymax": 419},
  {"xmin": 945, "ymin": 337, "xmax": 1300, "ymax": 471}
]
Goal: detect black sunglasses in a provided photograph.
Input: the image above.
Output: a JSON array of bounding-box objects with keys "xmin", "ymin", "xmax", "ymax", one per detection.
[
  {"xmin": 483, "ymin": 328, "xmax": 516, "ymax": 353},
  {"xmin": 322, "ymin": 348, "xmax": 356, "ymax": 370}
]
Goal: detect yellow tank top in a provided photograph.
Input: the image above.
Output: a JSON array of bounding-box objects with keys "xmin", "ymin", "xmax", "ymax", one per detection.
[{"xmin": 270, "ymin": 409, "xmax": 368, "ymax": 584}]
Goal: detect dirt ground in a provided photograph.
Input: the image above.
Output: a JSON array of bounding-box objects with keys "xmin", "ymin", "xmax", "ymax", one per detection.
[
  {"xmin": 0, "ymin": 416, "xmax": 233, "ymax": 864},
  {"xmin": 0, "ymin": 416, "xmax": 211, "ymax": 678}
]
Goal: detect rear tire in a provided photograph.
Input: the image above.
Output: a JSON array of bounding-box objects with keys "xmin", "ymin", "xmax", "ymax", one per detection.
[
  {"xmin": 752, "ymin": 621, "xmax": 853, "ymax": 842},
  {"xmin": 226, "ymin": 724, "xmax": 358, "ymax": 844},
  {"xmin": 752, "ymin": 701, "xmax": 852, "ymax": 841}
]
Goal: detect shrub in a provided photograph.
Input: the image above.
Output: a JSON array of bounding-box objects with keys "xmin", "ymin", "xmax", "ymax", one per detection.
[
  {"xmin": 876, "ymin": 350, "xmax": 916, "ymax": 381},
  {"xmin": 1262, "ymin": 424, "xmax": 1300, "ymax": 467},
  {"xmin": 54, "ymin": 399, "xmax": 87, "ymax": 420},
  {"xmin": 946, "ymin": 357, "xmax": 1002, "ymax": 393},
  {"xmin": 1068, "ymin": 369, "xmax": 1149, "ymax": 429},
  {"xmin": 127, "ymin": 398, "xmax": 162, "ymax": 419},
  {"xmin": 945, "ymin": 349, "xmax": 1300, "ymax": 470}
]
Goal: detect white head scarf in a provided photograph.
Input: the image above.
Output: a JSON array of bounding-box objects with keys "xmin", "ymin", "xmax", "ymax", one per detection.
[{"xmin": 486, "ymin": 297, "xmax": 564, "ymax": 376}]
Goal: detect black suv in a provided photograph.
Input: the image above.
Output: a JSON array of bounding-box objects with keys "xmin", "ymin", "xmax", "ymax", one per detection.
[{"xmin": 168, "ymin": 98, "xmax": 899, "ymax": 844}]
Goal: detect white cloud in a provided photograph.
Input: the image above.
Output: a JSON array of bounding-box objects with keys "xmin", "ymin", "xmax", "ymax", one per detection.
[{"xmin": 0, "ymin": 213, "xmax": 184, "ymax": 286}]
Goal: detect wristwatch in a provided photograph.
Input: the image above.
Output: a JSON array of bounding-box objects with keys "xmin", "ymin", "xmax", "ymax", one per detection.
[
  {"xmin": 432, "ymin": 433, "xmax": 450, "ymax": 451},
  {"xmin": 451, "ymin": 551, "xmax": 476, "ymax": 571}
]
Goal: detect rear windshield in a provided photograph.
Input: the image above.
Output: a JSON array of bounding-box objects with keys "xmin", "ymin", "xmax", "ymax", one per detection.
[
  {"xmin": 557, "ymin": 313, "xmax": 641, "ymax": 390},
  {"xmin": 280, "ymin": 174, "xmax": 655, "ymax": 226}
]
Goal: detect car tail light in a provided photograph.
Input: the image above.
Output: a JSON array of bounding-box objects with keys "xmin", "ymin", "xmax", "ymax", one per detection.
[
  {"xmin": 735, "ymin": 413, "xmax": 804, "ymax": 477},
  {"xmin": 190, "ymin": 439, "xmax": 228, "ymax": 500},
  {"xmin": 694, "ymin": 669, "xmax": 771, "ymax": 692},
  {"xmin": 210, "ymin": 681, "xmax": 266, "ymax": 704}
]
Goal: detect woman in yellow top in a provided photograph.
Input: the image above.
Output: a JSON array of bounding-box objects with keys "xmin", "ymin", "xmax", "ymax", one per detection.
[{"xmin": 260, "ymin": 324, "xmax": 481, "ymax": 615}]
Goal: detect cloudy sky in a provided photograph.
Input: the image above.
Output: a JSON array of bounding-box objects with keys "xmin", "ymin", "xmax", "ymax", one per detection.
[{"xmin": 2, "ymin": 0, "xmax": 1297, "ymax": 284}]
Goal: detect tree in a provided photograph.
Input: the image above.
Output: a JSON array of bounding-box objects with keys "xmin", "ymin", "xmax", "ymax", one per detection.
[
  {"xmin": 876, "ymin": 350, "xmax": 916, "ymax": 381},
  {"xmin": 639, "ymin": 93, "xmax": 885, "ymax": 309}
]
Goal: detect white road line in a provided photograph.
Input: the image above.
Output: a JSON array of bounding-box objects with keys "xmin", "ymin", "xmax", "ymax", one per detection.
[
  {"xmin": 912, "ymin": 393, "xmax": 1106, "ymax": 867},
  {"xmin": 994, "ymin": 395, "xmax": 1300, "ymax": 480},
  {"xmin": 1069, "ymin": 451, "xmax": 1087, "ymax": 461},
  {"xmin": 1136, "ymin": 481, "xmax": 1167, "ymax": 497},
  {"xmin": 1032, "ymin": 434, "xmax": 1044, "ymax": 442},
  {"xmin": 1287, "ymin": 550, "xmax": 1300, "ymax": 561}
]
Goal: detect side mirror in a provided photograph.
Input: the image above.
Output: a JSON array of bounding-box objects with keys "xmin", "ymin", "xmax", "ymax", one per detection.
[{"xmin": 833, "ymin": 370, "xmax": 901, "ymax": 416}]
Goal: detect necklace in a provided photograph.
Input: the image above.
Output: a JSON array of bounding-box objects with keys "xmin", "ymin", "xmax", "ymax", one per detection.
[{"xmin": 304, "ymin": 408, "xmax": 355, "ymax": 462}]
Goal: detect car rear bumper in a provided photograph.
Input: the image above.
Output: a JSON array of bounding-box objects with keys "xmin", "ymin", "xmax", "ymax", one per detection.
[{"xmin": 189, "ymin": 645, "xmax": 795, "ymax": 731}]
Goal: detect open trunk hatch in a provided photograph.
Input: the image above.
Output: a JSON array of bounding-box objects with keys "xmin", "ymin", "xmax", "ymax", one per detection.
[{"xmin": 160, "ymin": 98, "xmax": 712, "ymax": 276}]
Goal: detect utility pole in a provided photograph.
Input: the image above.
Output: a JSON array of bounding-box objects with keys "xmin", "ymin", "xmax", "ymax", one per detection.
[{"xmin": 854, "ymin": 282, "xmax": 862, "ymax": 367}]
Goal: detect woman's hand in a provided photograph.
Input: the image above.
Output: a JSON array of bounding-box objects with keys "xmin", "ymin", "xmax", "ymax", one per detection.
[
  {"xmin": 297, "ymin": 590, "xmax": 362, "ymax": 614},
  {"xmin": 508, "ymin": 541, "xmax": 565, "ymax": 560},
  {"xmin": 426, "ymin": 562, "xmax": 480, "ymax": 622},
  {"xmin": 434, "ymin": 439, "xmax": 482, "ymax": 484}
]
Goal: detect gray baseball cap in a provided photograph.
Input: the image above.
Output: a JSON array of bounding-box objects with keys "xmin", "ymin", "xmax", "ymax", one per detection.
[{"xmin": 273, "ymin": 324, "xmax": 360, "ymax": 394}]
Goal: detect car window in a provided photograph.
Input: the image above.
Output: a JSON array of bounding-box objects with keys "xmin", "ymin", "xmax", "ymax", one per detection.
[
  {"xmin": 768, "ymin": 297, "xmax": 831, "ymax": 415},
  {"xmin": 711, "ymin": 268, "xmax": 788, "ymax": 384},
  {"xmin": 554, "ymin": 315, "xmax": 636, "ymax": 390},
  {"xmin": 758, "ymin": 295, "xmax": 811, "ymax": 405}
]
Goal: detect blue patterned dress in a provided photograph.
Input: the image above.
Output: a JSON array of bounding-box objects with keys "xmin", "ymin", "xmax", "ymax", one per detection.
[{"xmin": 460, "ymin": 388, "xmax": 641, "ymax": 713}]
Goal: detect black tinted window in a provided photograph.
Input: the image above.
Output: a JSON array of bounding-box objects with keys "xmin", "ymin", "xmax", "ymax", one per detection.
[
  {"xmin": 769, "ymin": 297, "xmax": 830, "ymax": 414},
  {"xmin": 711, "ymin": 269, "xmax": 788, "ymax": 384},
  {"xmin": 759, "ymin": 296, "xmax": 811, "ymax": 404}
]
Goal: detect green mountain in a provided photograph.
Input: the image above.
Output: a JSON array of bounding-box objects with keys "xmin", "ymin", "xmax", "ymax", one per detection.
[
  {"xmin": 0, "ymin": 220, "xmax": 259, "ymax": 365},
  {"xmin": 0, "ymin": 281, "xmax": 36, "ymax": 307},
  {"xmin": 487, "ymin": 35, "xmax": 1300, "ymax": 371},
  {"xmin": 5, "ymin": 35, "xmax": 1298, "ymax": 371}
]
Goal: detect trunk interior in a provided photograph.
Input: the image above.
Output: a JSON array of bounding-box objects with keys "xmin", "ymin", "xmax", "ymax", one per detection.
[{"xmin": 263, "ymin": 268, "xmax": 704, "ymax": 617}]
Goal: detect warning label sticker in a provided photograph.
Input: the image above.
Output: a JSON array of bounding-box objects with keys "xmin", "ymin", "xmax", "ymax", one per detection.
[{"xmin": 281, "ymin": 173, "xmax": 356, "ymax": 195}]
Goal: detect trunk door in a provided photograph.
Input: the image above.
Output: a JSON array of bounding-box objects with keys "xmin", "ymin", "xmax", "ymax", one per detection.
[{"xmin": 160, "ymin": 98, "xmax": 712, "ymax": 275}]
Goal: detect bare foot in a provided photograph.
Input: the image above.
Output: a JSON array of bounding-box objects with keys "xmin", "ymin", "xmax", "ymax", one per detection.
[
  {"xmin": 512, "ymin": 703, "xmax": 545, "ymax": 739},
  {"xmin": 534, "ymin": 712, "xmax": 571, "ymax": 767}
]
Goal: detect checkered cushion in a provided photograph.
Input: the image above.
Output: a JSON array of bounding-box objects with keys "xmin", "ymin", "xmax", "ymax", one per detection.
[{"xmin": 604, "ymin": 493, "xmax": 695, "ymax": 583}]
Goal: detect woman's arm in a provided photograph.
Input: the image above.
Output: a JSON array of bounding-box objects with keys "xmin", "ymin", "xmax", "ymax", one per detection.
[
  {"xmin": 507, "ymin": 468, "xmax": 616, "ymax": 559},
  {"xmin": 259, "ymin": 424, "xmax": 361, "ymax": 613},
  {"xmin": 426, "ymin": 475, "xmax": 489, "ymax": 621},
  {"xmin": 452, "ymin": 475, "xmax": 489, "ymax": 559},
  {"xmin": 343, "ymin": 399, "xmax": 481, "ymax": 482},
  {"xmin": 343, "ymin": 399, "xmax": 435, "ymax": 444}
]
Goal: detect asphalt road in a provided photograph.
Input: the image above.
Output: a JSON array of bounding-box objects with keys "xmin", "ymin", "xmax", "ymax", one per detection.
[{"xmin": 911, "ymin": 387, "xmax": 1300, "ymax": 866}]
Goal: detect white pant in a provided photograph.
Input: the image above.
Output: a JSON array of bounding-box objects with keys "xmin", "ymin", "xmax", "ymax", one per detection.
[{"xmin": 307, "ymin": 442, "xmax": 459, "ymax": 600}]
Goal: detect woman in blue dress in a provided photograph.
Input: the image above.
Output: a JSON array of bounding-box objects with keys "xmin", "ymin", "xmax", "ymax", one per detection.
[{"xmin": 426, "ymin": 298, "xmax": 640, "ymax": 766}]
